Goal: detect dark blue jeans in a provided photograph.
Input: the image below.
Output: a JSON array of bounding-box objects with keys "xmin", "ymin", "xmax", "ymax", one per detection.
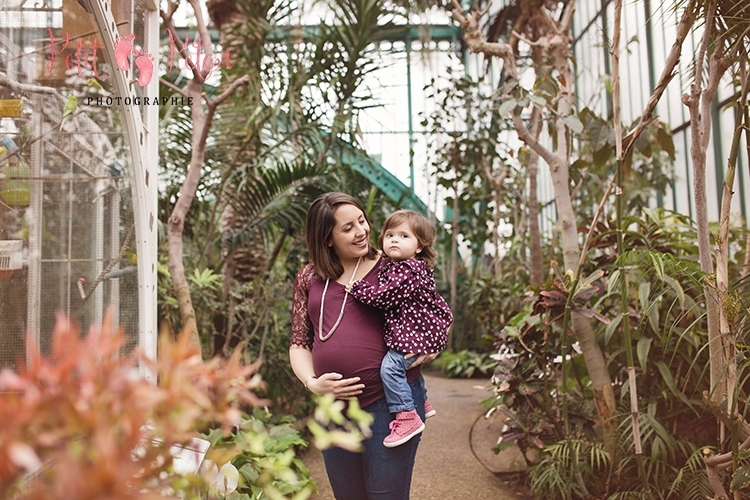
[{"xmin": 321, "ymin": 377, "xmax": 426, "ymax": 500}]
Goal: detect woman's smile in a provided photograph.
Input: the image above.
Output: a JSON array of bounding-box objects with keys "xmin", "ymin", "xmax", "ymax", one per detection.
[{"xmin": 330, "ymin": 204, "xmax": 371, "ymax": 260}]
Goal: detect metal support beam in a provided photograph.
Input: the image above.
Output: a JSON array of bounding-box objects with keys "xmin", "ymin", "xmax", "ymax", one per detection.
[
  {"xmin": 406, "ymin": 33, "xmax": 415, "ymax": 193},
  {"xmin": 165, "ymin": 24, "xmax": 462, "ymax": 45},
  {"xmin": 333, "ymin": 137, "xmax": 431, "ymax": 217},
  {"xmin": 88, "ymin": 0, "xmax": 158, "ymax": 381},
  {"xmin": 275, "ymin": 114, "xmax": 434, "ymax": 217}
]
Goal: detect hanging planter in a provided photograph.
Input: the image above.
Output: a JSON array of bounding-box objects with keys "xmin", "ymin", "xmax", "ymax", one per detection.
[
  {"xmin": 0, "ymin": 99, "xmax": 23, "ymax": 118},
  {"xmin": 0, "ymin": 149, "xmax": 30, "ymax": 208}
]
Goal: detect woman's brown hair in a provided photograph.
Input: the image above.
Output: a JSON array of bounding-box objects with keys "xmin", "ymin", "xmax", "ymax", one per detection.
[
  {"xmin": 305, "ymin": 192, "xmax": 377, "ymax": 280},
  {"xmin": 378, "ymin": 210, "xmax": 437, "ymax": 268}
]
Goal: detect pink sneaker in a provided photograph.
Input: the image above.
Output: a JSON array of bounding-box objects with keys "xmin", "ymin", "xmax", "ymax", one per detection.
[
  {"xmin": 383, "ymin": 410, "xmax": 425, "ymax": 448},
  {"xmin": 424, "ymin": 400, "xmax": 436, "ymax": 418}
]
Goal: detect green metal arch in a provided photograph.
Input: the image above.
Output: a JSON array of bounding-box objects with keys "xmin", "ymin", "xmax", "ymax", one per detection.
[
  {"xmin": 330, "ymin": 136, "xmax": 432, "ymax": 216},
  {"xmin": 275, "ymin": 113, "xmax": 435, "ymax": 218}
]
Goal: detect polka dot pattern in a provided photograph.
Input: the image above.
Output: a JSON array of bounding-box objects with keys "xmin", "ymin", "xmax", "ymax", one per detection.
[{"xmin": 350, "ymin": 258, "xmax": 452, "ymax": 354}]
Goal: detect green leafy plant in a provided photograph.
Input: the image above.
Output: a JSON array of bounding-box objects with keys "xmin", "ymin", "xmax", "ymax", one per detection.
[
  {"xmin": 223, "ymin": 268, "xmax": 314, "ymax": 418},
  {"xmin": 433, "ymin": 349, "xmax": 499, "ymax": 378},
  {"xmin": 0, "ymin": 310, "xmax": 267, "ymax": 499},
  {"xmin": 482, "ymin": 305, "xmax": 598, "ymax": 457},
  {"xmin": 201, "ymin": 409, "xmax": 316, "ymax": 499},
  {"xmin": 528, "ymin": 439, "xmax": 611, "ymax": 499},
  {"xmin": 466, "ymin": 267, "xmax": 527, "ymax": 340},
  {"xmin": 610, "ymin": 407, "xmax": 712, "ymax": 499},
  {"xmin": 485, "ymin": 209, "xmax": 750, "ymax": 497},
  {"xmin": 196, "ymin": 394, "xmax": 375, "ymax": 499}
]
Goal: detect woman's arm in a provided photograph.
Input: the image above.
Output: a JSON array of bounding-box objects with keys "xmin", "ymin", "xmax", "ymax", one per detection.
[
  {"xmin": 290, "ymin": 265, "xmax": 315, "ymax": 350},
  {"xmin": 289, "ymin": 266, "xmax": 365, "ymax": 399},
  {"xmin": 289, "ymin": 346, "xmax": 365, "ymax": 398},
  {"xmin": 289, "ymin": 345, "xmax": 318, "ymax": 390}
]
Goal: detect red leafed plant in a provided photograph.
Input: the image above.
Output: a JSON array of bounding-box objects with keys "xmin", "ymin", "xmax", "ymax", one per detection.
[{"xmin": 0, "ymin": 309, "xmax": 268, "ymax": 499}]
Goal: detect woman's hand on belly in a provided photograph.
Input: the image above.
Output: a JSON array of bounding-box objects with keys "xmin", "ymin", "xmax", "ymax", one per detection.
[{"xmin": 309, "ymin": 372, "xmax": 365, "ymax": 399}]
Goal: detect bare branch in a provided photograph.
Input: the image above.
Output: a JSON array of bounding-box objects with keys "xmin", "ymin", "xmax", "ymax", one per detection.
[
  {"xmin": 703, "ymin": 447, "xmax": 730, "ymax": 499},
  {"xmin": 0, "ymin": 197, "xmax": 20, "ymax": 215},
  {"xmin": 208, "ymin": 75, "xmax": 251, "ymax": 110},
  {"xmin": 511, "ymin": 31, "xmax": 545, "ymax": 48},
  {"xmin": 623, "ymin": 0, "xmax": 696, "ymax": 157},
  {"xmin": 0, "ymin": 72, "xmax": 55, "ymax": 94},
  {"xmin": 159, "ymin": 77, "xmax": 188, "ymax": 98},
  {"xmin": 560, "ymin": 0, "xmax": 576, "ymax": 32},
  {"xmin": 576, "ymin": 180, "xmax": 615, "ymax": 275},
  {"xmin": 511, "ymin": 114, "xmax": 559, "ymax": 170},
  {"xmin": 539, "ymin": 5, "xmax": 562, "ymax": 35},
  {"xmin": 694, "ymin": 0, "xmax": 715, "ymax": 96},
  {"xmin": 703, "ymin": 447, "xmax": 733, "ymax": 467},
  {"xmin": 479, "ymin": 2, "xmax": 491, "ymax": 18},
  {"xmin": 700, "ymin": 46, "xmax": 731, "ymax": 150},
  {"xmin": 702, "ymin": 390, "xmax": 750, "ymax": 442},
  {"xmin": 612, "ymin": 0, "xmax": 623, "ymax": 160},
  {"xmin": 187, "ymin": 0, "xmax": 215, "ymax": 63},
  {"xmin": 163, "ymin": 0, "xmax": 179, "ymax": 20},
  {"xmin": 160, "ymin": 8, "xmax": 204, "ymax": 81},
  {"xmin": 450, "ymin": 1, "xmax": 516, "ymax": 69}
]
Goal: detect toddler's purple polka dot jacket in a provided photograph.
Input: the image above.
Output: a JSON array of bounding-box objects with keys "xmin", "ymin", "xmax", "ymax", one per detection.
[{"xmin": 349, "ymin": 258, "xmax": 453, "ymax": 354}]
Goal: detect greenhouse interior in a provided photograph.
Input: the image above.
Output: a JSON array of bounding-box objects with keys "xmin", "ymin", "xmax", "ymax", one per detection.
[{"xmin": 1, "ymin": 0, "xmax": 749, "ymax": 498}]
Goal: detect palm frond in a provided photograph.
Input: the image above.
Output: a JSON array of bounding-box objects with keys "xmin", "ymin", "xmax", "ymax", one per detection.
[
  {"xmin": 222, "ymin": 160, "xmax": 335, "ymax": 251},
  {"xmin": 667, "ymin": 446, "xmax": 715, "ymax": 499}
]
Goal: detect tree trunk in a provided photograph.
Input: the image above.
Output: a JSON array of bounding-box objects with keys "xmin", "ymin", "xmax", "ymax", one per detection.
[
  {"xmin": 548, "ymin": 146, "xmax": 617, "ymax": 444},
  {"xmin": 449, "ymin": 177, "xmax": 459, "ymax": 351},
  {"xmin": 163, "ymin": 0, "xmax": 251, "ymax": 352},
  {"xmin": 207, "ymin": 0, "xmax": 267, "ymax": 353},
  {"xmin": 166, "ymin": 76, "xmax": 204, "ymax": 349},
  {"xmin": 527, "ymin": 107, "xmax": 544, "ymax": 286},
  {"xmin": 482, "ymin": 156, "xmax": 507, "ymax": 278},
  {"xmin": 715, "ymin": 53, "xmax": 748, "ymax": 424},
  {"xmin": 682, "ymin": 28, "xmax": 732, "ymax": 411},
  {"xmin": 450, "ymin": 0, "xmax": 618, "ymax": 447},
  {"xmin": 162, "ymin": 1, "xmax": 218, "ymax": 349}
]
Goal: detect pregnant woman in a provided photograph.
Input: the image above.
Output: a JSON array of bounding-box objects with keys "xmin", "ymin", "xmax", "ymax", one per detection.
[{"xmin": 289, "ymin": 192, "xmax": 434, "ymax": 499}]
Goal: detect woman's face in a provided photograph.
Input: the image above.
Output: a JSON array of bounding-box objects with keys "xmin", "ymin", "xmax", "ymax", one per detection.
[{"xmin": 329, "ymin": 204, "xmax": 370, "ymax": 261}]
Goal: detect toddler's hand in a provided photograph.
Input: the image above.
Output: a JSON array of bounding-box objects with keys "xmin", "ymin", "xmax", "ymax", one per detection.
[{"xmin": 345, "ymin": 281, "xmax": 354, "ymax": 293}]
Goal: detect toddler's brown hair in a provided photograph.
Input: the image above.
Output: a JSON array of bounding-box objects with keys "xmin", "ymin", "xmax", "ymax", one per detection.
[{"xmin": 378, "ymin": 210, "xmax": 437, "ymax": 268}]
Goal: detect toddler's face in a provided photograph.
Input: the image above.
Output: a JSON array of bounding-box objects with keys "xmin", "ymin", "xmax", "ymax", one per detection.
[{"xmin": 382, "ymin": 222, "xmax": 421, "ymax": 261}]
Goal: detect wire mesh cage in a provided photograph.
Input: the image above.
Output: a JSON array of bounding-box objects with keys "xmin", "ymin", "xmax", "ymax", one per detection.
[
  {"xmin": 0, "ymin": 125, "xmax": 140, "ymax": 368},
  {"xmin": 0, "ymin": 0, "xmax": 156, "ymax": 372}
]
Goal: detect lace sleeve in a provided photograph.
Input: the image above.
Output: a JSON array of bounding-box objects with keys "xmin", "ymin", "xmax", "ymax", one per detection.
[{"xmin": 290, "ymin": 264, "xmax": 315, "ymax": 350}]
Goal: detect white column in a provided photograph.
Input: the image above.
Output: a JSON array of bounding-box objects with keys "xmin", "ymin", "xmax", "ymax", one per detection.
[{"xmin": 89, "ymin": 0, "xmax": 159, "ymax": 382}]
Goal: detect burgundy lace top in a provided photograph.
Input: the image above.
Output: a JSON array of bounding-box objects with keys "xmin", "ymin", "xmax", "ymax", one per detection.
[{"xmin": 290, "ymin": 258, "xmax": 421, "ymax": 408}]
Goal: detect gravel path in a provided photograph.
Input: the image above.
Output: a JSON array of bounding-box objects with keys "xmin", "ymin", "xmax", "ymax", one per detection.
[{"xmin": 301, "ymin": 372, "xmax": 531, "ymax": 499}]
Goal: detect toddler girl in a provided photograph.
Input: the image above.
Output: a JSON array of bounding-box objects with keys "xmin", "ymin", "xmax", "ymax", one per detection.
[{"xmin": 347, "ymin": 210, "xmax": 452, "ymax": 447}]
